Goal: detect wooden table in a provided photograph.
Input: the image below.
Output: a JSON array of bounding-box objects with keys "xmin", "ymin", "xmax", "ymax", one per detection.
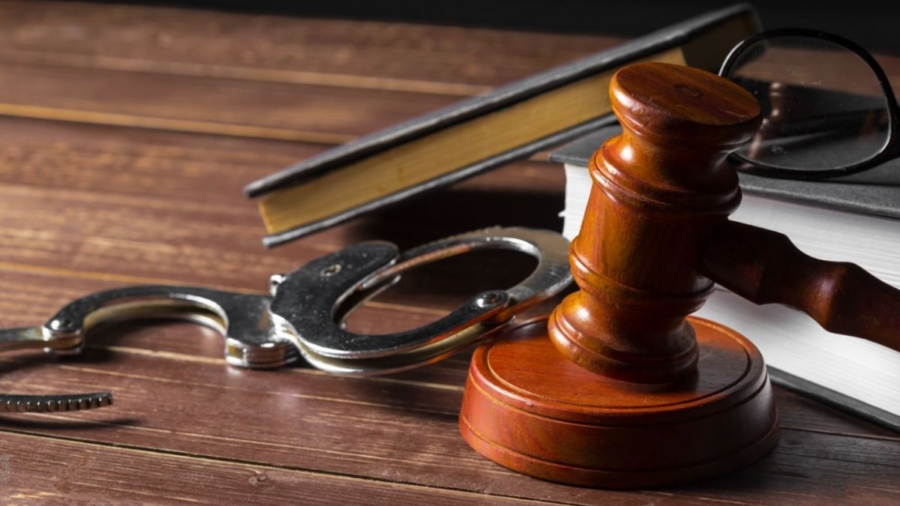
[{"xmin": 0, "ymin": 2, "xmax": 897, "ymax": 504}]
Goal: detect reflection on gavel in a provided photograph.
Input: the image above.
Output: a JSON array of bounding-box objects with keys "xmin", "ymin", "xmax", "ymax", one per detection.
[{"xmin": 460, "ymin": 61, "xmax": 900, "ymax": 489}]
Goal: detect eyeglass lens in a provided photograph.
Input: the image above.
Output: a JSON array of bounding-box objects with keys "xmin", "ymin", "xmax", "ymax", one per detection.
[{"xmin": 724, "ymin": 36, "xmax": 891, "ymax": 171}]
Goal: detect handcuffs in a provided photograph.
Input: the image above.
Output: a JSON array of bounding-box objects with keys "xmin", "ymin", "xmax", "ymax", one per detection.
[{"xmin": 0, "ymin": 227, "xmax": 571, "ymax": 414}]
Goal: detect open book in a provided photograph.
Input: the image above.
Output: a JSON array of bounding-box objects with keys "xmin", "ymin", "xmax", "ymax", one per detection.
[{"xmin": 552, "ymin": 126, "xmax": 900, "ymax": 431}]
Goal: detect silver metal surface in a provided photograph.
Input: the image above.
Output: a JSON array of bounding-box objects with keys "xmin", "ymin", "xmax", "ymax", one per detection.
[
  {"xmin": 0, "ymin": 287, "xmax": 296, "ymax": 413},
  {"xmin": 268, "ymin": 242, "xmax": 511, "ymax": 360},
  {"xmin": 271, "ymin": 227, "xmax": 572, "ymax": 375},
  {"xmin": 0, "ymin": 227, "xmax": 572, "ymax": 410},
  {"xmin": 43, "ymin": 286, "xmax": 298, "ymax": 369}
]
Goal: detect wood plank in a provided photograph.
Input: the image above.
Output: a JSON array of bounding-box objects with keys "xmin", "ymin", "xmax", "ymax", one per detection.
[
  {"xmin": 0, "ymin": 117, "xmax": 565, "ymax": 300},
  {"xmin": 0, "ymin": 1, "xmax": 624, "ymax": 142},
  {"xmin": 0, "ymin": 432, "xmax": 555, "ymax": 506},
  {"xmin": 0, "ymin": 0, "xmax": 620, "ymax": 91},
  {"xmin": 0, "ymin": 172, "xmax": 561, "ymax": 296},
  {"xmin": 0, "ymin": 208, "xmax": 550, "ymax": 315},
  {"xmin": 0, "ymin": 61, "xmax": 456, "ymax": 141},
  {"xmin": 0, "ymin": 117, "xmax": 561, "ymax": 207},
  {"xmin": 0, "ymin": 115, "xmax": 896, "ymax": 441},
  {"xmin": 0, "ymin": 118, "xmax": 316, "ymax": 206},
  {"xmin": 2, "ymin": 267, "xmax": 898, "ymax": 441},
  {"xmin": 0, "ymin": 334, "xmax": 896, "ymax": 505}
]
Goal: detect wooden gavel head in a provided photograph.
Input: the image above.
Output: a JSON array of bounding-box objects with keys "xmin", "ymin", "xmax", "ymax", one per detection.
[
  {"xmin": 460, "ymin": 61, "xmax": 782, "ymax": 489},
  {"xmin": 549, "ymin": 61, "xmax": 761, "ymax": 383}
]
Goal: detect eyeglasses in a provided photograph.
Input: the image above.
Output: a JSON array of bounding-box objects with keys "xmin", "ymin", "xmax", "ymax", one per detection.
[{"xmin": 718, "ymin": 28, "xmax": 900, "ymax": 180}]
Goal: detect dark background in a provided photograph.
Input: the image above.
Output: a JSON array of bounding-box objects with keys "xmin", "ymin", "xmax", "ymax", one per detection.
[{"xmin": 118, "ymin": 1, "xmax": 900, "ymax": 54}]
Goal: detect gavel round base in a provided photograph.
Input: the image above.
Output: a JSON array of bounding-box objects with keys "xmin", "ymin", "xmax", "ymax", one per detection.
[{"xmin": 459, "ymin": 316, "xmax": 779, "ymax": 488}]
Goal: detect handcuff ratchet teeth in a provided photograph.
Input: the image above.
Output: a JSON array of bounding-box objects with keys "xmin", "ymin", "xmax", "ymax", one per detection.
[{"xmin": 0, "ymin": 227, "xmax": 571, "ymax": 413}]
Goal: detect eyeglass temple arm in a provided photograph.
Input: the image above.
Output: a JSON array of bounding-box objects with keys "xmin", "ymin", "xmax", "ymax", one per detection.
[{"xmin": 700, "ymin": 220, "xmax": 900, "ymax": 352}]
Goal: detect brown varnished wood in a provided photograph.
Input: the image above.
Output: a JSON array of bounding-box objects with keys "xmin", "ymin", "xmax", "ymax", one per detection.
[
  {"xmin": 0, "ymin": 433, "xmax": 558, "ymax": 506},
  {"xmin": 551, "ymin": 62, "xmax": 761, "ymax": 382},
  {"xmin": 0, "ymin": 116, "xmax": 563, "ymax": 303},
  {"xmin": 0, "ymin": 2, "xmax": 897, "ymax": 502},
  {"xmin": 0, "ymin": 61, "xmax": 454, "ymax": 142},
  {"xmin": 461, "ymin": 62, "xmax": 779, "ymax": 488},
  {"xmin": 0, "ymin": 1, "xmax": 622, "ymax": 144},
  {"xmin": 0, "ymin": 0, "xmax": 620, "ymax": 92},
  {"xmin": 0, "ymin": 308, "xmax": 897, "ymax": 504},
  {"xmin": 461, "ymin": 317, "xmax": 778, "ymax": 488},
  {"xmin": 702, "ymin": 220, "xmax": 900, "ymax": 352}
]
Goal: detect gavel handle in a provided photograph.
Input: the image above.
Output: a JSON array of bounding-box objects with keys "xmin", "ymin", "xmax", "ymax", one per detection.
[{"xmin": 700, "ymin": 220, "xmax": 900, "ymax": 353}]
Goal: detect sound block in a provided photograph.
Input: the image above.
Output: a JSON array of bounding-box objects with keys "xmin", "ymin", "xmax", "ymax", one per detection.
[{"xmin": 459, "ymin": 316, "xmax": 779, "ymax": 488}]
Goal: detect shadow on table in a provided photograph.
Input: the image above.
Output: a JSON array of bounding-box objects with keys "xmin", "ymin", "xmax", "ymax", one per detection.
[
  {"xmin": 341, "ymin": 187, "xmax": 564, "ymax": 249},
  {"xmin": 334, "ymin": 187, "xmax": 565, "ymax": 318}
]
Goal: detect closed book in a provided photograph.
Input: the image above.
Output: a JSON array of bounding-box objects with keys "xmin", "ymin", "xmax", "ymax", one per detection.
[
  {"xmin": 245, "ymin": 4, "xmax": 760, "ymax": 246},
  {"xmin": 550, "ymin": 124, "xmax": 900, "ymax": 431}
]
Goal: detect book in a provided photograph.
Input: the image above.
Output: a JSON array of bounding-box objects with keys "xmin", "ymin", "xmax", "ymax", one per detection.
[
  {"xmin": 244, "ymin": 4, "xmax": 760, "ymax": 247},
  {"xmin": 550, "ymin": 124, "xmax": 900, "ymax": 431}
]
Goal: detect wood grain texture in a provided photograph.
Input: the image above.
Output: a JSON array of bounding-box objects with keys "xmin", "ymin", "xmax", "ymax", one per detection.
[
  {"xmin": 0, "ymin": 60, "xmax": 454, "ymax": 142},
  {"xmin": 551, "ymin": 62, "xmax": 760, "ymax": 382},
  {"xmin": 462, "ymin": 63, "xmax": 781, "ymax": 487},
  {"xmin": 703, "ymin": 220, "xmax": 900, "ymax": 352},
  {"xmin": 0, "ymin": 318, "xmax": 896, "ymax": 504},
  {"xmin": 461, "ymin": 317, "xmax": 779, "ymax": 488},
  {"xmin": 0, "ymin": 1, "xmax": 896, "ymax": 503},
  {"xmin": 0, "ymin": 0, "xmax": 620, "ymax": 90},
  {"xmin": 0, "ymin": 0, "xmax": 622, "ymax": 143},
  {"xmin": 0, "ymin": 117, "xmax": 563, "ymax": 301},
  {"xmin": 0, "ymin": 432, "xmax": 559, "ymax": 506}
]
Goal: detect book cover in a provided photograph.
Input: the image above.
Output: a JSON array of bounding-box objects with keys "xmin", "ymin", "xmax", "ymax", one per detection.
[{"xmin": 245, "ymin": 4, "xmax": 760, "ymax": 246}]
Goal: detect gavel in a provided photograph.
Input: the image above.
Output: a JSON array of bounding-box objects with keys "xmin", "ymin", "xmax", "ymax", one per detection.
[{"xmin": 459, "ymin": 62, "xmax": 900, "ymax": 488}]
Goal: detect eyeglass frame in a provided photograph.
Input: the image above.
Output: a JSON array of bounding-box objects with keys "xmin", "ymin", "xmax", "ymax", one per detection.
[{"xmin": 718, "ymin": 27, "xmax": 900, "ymax": 180}]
